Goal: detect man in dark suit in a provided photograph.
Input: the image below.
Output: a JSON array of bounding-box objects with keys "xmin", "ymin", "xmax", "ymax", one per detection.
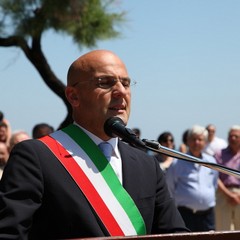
[{"xmin": 0, "ymin": 50, "xmax": 188, "ymax": 239}]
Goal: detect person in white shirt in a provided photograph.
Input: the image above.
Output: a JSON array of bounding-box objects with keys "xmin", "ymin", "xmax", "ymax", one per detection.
[{"xmin": 204, "ymin": 124, "xmax": 227, "ymax": 156}]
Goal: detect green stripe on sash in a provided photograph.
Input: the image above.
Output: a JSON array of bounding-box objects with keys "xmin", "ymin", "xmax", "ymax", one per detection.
[{"xmin": 62, "ymin": 124, "xmax": 146, "ymax": 235}]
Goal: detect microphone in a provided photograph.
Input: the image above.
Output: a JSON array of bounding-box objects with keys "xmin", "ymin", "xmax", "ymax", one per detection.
[{"xmin": 104, "ymin": 117, "xmax": 146, "ymax": 148}]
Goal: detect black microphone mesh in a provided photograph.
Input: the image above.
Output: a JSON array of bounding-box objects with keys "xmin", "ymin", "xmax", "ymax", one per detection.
[{"xmin": 104, "ymin": 117, "xmax": 125, "ymax": 137}]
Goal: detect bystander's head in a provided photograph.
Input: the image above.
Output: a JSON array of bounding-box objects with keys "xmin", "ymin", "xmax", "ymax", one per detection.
[
  {"xmin": 32, "ymin": 123, "xmax": 54, "ymax": 139},
  {"xmin": 9, "ymin": 130, "xmax": 31, "ymax": 152}
]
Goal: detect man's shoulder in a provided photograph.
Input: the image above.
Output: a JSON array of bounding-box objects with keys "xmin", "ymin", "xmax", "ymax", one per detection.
[
  {"xmin": 202, "ymin": 152, "xmax": 216, "ymax": 163},
  {"xmin": 119, "ymin": 140, "xmax": 146, "ymax": 152},
  {"xmin": 13, "ymin": 138, "xmax": 47, "ymax": 150},
  {"xmin": 10, "ymin": 138, "xmax": 53, "ymax": 160},
  {"xmin": 118, "ymin": 140, "xmax": 157, "ymax": 162}
]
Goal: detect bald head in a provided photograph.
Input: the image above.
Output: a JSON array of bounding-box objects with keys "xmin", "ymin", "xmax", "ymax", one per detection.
[
  {"xmin": 65, "ymin": 49, "xmax": 131, "ymax": 140},
  {"xmin": 67, "ymin": 50, "xmax": 127, "ymax": 86}
]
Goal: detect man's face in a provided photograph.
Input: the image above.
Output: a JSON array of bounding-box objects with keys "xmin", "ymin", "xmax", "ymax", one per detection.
[
  {"xmin": 66, "ymin": 52, "xmax": 131, "ymax": 140},
  {"xmin": 161, "ymin": 136, "xmax": 174, "ymax": 149},
  {"xmin": 188, "ymin": 133, "xmax": 206, "ymax": 156},
  {"xmin": 0, "ymin": 126, "xmax": 7, "ymax": 142},
  {"xmin": 206, "ymin": 126, "xmax": 215, "ymax": 139},
  {"xmin": 228, "ymin": 129, "xmax": 240, "ymax": 151}
]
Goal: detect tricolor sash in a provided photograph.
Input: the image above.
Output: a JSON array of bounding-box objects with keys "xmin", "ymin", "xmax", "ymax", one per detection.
[{"xmin": 39, "ymin": 124, "xmax": 146, "ymax": 236}]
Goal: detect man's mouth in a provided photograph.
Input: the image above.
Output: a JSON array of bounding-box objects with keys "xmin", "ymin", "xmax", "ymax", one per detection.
[{"xmin": 109, "ymin": 105, "xmax": 126, "ymax": 111}]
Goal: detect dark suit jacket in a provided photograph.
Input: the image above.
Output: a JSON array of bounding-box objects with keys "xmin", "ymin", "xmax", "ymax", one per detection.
[{"xmin": 0, "ymin": 138, "xmax": 187, "ymax": 239}]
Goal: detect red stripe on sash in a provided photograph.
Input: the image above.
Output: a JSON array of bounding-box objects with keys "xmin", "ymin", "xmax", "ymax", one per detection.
[{"xmin": 40, "ymin": 135, "xmax": 124, "ymax": 236}]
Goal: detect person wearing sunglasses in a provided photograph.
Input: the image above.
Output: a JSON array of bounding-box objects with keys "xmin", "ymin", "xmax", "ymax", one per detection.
[
  {"xmin": 156, "ymin": 131, "xmax": 175, "ymax": 172},
  {"xmin": 0, "ymin": 50, "xmax": 188, "ymax": 239}
]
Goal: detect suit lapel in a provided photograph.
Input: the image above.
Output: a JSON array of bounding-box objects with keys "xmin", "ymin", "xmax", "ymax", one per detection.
[{"xmin": 119, "ymin": 142, "xmax": 141, "ymax": 201}]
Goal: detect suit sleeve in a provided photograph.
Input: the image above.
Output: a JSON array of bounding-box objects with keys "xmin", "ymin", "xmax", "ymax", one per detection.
[{"xmin": 0, "ymin": 140, "xmax": 44, "ymax": 240}]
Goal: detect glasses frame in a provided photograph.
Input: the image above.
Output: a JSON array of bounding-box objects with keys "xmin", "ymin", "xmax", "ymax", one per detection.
[{"xmin": 71, "ymin": 75, "xmax": 137, "ymax": 89}]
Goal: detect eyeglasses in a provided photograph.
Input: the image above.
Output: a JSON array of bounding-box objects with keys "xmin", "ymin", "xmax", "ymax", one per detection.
[
  {"xmin": 165, "ymin": 138, "xmax": 174, "ymax": 143},
  {"xmin": 96, "ymin": 76, "xmax": 136, "ymax": 89},
  {"xmin": 72, "ymin": 76, "xmax": 136, "ymax": 89}
]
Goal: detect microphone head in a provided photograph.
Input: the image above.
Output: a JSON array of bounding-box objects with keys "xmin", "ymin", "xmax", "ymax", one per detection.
[
  {"xmin": 104, "ymin": 117, "xmax": 125, "ymax": 137},
  {"xmin": 104, "ymin": 116, "xmax": 146, "ymax": 148}
]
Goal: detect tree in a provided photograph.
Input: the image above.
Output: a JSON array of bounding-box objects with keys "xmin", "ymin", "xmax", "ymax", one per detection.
[{"xmin": 0, "ymin": 0, "xmax": 126, "ymax": 128}]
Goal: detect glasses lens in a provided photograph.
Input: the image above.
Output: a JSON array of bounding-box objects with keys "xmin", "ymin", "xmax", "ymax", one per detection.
[
  {"xmin": 121, "ymin": 78, "xmax": 131, "ymax": 87},
  {"xmin": 98, "ymin": 77, "xmax": 115, "ymax": 88},
  {"xmin": 97, "ymin": 76, "xmax": 131, "ymax": 89}
]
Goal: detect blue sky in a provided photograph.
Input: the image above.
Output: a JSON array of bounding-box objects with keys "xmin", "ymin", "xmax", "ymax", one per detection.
[{"xmin": 1, "ymin": 0, "xmax": 240, "ymax": 147}]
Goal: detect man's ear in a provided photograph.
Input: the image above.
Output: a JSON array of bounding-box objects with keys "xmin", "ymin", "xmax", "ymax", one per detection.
[{"xmin": 65, "ymin": 87, "xmax": 79, "ymax": 106}]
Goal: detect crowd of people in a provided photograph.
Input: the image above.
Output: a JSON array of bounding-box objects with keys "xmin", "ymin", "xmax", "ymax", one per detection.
[
  {"xmin": 0, "ymin": 50, "xmax": 239, "ymax": 239},
  {"xmin": 151, "ymin": 124, "xmax": 240, "ymax": 232},
  {"xmin": 130, "ymin": 121, "xmax": 240, "ymax": 232}
]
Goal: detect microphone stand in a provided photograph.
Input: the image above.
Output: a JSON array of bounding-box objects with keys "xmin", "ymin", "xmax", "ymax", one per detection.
[
  {"xmin": 142, "ymin": 139, "xmax": 240, "ymax": 178},
  {"xmin": 103, "ymin": 116, "xmax": 240, "ymax": 178}
]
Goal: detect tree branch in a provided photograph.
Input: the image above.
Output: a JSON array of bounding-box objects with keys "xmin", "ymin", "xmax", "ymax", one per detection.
[
  {"xmin": 0, "ymin": 36, "xmax": 72, "ymax": 128},
  {"xmin": 0, "ymin": 36, "xmax": 30, "ymax": 53}
]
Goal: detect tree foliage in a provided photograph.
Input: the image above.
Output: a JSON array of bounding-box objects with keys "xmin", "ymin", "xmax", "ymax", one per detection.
[{"xmin": 0, "ymin": 0, "xmax": 126, "ymax": 128}]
